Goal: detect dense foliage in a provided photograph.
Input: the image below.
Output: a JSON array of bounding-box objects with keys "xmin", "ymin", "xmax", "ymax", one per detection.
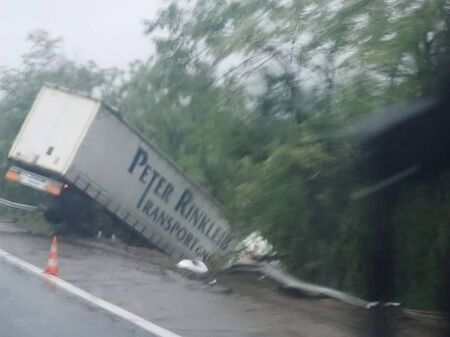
[{"xmin": 1, "ymin": 1, "xmax": 449, "ymax": 309}]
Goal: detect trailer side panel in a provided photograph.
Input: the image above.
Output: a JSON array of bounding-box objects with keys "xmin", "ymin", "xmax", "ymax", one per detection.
[{"xmin": 66, "ymin": 107, "xmax": 235, "ymax": 261}]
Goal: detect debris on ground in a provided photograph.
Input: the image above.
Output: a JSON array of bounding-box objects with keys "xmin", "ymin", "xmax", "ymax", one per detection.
[
  {"xmin": 229, "ymin": 231, "xmax": 274, "ymax": 265},
  {"xmin": 176, "ymin": 259, "xmax": 208, "ymax": 274}
]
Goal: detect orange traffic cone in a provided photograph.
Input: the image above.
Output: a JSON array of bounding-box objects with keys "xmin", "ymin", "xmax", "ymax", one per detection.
[{"xmin": 44, "ymin": 236, "xmax": 60, "ymax": 276}]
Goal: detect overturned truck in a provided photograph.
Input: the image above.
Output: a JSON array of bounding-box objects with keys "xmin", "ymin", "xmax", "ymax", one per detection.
[{"xmin": 5, "ymin": 85, "xmax": 235, "ymax": 261}]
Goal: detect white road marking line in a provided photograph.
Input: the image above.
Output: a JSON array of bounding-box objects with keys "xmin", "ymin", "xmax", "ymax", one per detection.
[{"xmin": 0, "ymin": 248, "xmax": 182, "ymax": 337}]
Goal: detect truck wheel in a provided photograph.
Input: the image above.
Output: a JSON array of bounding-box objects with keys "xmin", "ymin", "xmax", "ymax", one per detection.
[
  {"xmin": 94, "ymin": 211, "xmax": 115, "ymax": 239},
  {"xmin": 44, "ymin": 206, "xmax": 65, "ymax": 224}
]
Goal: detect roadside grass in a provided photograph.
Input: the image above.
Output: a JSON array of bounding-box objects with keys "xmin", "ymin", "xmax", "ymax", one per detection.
[{"xmin": 0, "ymin": 208, "xmax": 51, "ymax": 233}]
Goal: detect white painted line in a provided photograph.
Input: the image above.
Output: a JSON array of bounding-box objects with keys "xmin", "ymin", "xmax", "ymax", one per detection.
[{"xmin": 0, "ymin": 248, "xmax": 182, "ymax": 337}]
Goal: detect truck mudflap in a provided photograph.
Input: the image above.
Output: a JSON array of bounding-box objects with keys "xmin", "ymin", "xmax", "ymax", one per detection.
[{"xmin": 4, "ymin": 166, "xmax": 65, "ymax": 196}]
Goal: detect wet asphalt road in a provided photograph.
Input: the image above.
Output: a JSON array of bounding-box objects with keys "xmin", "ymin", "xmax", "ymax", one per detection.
[
  {"xmin": 0, "ymin": 260, "xmax": 160, "ymax": 337},
  {"xmin": 0, "ymin": 222, "xmax": 443, "ymax": 337},
  {"xmin": 0, "ymin": 222, "xmax": 363, "ymax": 337}
]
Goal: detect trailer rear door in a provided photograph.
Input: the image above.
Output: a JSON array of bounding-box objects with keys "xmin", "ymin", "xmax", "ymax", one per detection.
[{"xmin": 9, "ymin": 86, "xmax": 100, "ymax": 175}]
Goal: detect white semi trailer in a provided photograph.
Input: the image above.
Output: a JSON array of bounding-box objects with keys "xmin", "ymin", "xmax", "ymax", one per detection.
[{"xmin": 5, "ymin": 85, "xmax": 235, "ymax": 261}]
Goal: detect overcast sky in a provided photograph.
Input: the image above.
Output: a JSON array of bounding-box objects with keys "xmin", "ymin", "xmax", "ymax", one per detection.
[{"xmin": 0, "ymin": 0, "xmax": 165, "ymax": 69}]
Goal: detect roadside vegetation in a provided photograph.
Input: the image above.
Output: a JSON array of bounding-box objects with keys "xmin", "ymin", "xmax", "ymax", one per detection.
[
  {"xmin": 1, "ymin": 0, "xmax": 449, "ymax": 309},
  {"xmin": 0, "ymin": 208, "xmax": 50, "ymax": 233}
]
